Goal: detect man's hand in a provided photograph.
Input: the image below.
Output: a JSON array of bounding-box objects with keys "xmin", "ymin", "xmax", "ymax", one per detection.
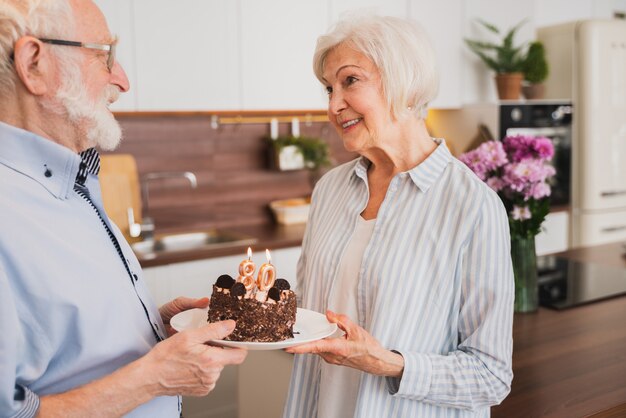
[
  {"xmin": 141, "ymin": 320, "xmax": 247, "ymax": 397},
  {"xmin": 159, "ymin": 296, "xmax": 209, "ymax": 337}
]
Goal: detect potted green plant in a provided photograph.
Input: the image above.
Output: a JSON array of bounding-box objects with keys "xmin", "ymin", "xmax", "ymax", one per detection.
[
  {"xmin": 520, "ymin": 41, "xmax": 549, "ymax": 99},
  {"xmin": 268, "ymin": 135, "xmax": 330, "ymax": 171},
  {"xmin": 464, "ymin": 19, "xmax": 528, "ymax": 100}
]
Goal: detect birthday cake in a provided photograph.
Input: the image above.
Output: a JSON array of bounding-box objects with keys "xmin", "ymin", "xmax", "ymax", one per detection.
[{"xmin": 207, "ymin": 250, "xmax": 297, "ymax": 342}]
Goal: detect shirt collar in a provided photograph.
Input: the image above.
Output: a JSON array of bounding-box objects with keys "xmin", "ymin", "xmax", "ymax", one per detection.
[
  {"xmin": 406, "ymin": 138, "xmax": 452, "ymax": 193},
  {"xmin": 76, "ymin": 148, "xmax": 101, "ymax": 185},
  {"xmin": 0, "ymin": 121, "xmax": 81, "ymax": 199},
  {"xmin": 352, "ymin": 138, "xmax": 453, "ymax": 193}
]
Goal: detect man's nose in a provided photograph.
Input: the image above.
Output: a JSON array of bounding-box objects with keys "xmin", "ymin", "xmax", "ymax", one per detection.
[{"xmin": 110, "ymin": 60, "xmax": 130, "ymax": 93}]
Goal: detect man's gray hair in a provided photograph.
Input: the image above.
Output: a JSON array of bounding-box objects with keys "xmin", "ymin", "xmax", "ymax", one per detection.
[
  {"xmin": 0, "ymin": 0, "xmax": 75, "ymax": 95},
  {"xmin": 313, "ymin": 13, "xmax": 439, "ymax": 120}
]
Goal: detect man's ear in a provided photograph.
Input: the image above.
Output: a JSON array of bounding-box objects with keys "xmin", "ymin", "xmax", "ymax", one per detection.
[{"xmin": 13, "ymin": 36, "xmax": 52, "ymax": 96}]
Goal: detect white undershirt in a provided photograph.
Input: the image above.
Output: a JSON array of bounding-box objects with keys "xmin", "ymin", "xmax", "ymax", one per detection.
[{"xmin": 317, "ymin": 216, "xmax": 376, "ymax": 418}]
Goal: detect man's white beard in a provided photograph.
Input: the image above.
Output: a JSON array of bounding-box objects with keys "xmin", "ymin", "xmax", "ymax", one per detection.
[{"xmin": 54, "ymin": 64, "xmax": 123, "ymax": 151}]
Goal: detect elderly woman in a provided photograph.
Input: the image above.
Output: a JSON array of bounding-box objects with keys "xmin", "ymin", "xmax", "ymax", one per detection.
[{"xmin": 283, "ymin": 14, "xmax": 514, "ymax": 418}]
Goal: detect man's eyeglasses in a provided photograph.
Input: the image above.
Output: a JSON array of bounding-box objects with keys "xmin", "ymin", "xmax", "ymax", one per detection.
[{"xmin": 39, "ymin": 37, "xmax": 117, "ymax": 72}]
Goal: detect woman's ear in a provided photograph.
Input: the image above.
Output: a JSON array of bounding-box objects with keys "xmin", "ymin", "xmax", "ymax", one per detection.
[{"xmin": 13, "ymin": 36, "xmax": 52, "ymax": 96}]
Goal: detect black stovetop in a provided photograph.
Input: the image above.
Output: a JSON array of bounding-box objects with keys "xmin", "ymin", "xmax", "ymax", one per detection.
[{"xmin": 537, "ymin": 255, "xmax": 626, "ymax": 309}]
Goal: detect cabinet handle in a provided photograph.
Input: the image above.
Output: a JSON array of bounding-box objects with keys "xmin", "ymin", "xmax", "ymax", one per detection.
[
  {"xmin": 601, "ymin": 190, "xmax": 626, "ymax": 197},
  {"xmin": 601, "ymin": 225, "xmax": 626, "ymax": 233}
]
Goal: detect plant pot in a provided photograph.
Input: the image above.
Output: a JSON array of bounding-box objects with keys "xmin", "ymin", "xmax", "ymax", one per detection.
[
  {"xmin": 511, "ymin": 235, "xmax": 538, "ymax": 313},
  {"xmin": 522, "ymin": 83, "xmax": 545, "ymax": 100},
  {"xmin": 495, "ymin": 72, "xmax": 523, "ymax": 100}
]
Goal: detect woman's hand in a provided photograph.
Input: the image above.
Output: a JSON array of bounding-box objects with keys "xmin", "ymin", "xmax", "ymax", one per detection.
[
  {"xmin": 285, "ymin": 310, "xmax": 404, "ymax": 378},
  {"xmin": 159, "ymin": 296, "xmax": 210, "ymax": 337}
]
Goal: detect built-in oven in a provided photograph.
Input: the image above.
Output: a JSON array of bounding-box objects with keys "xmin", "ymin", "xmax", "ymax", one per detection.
[
  {"xmin": 465, "ymin": 102, "xmax": 573, "ymax": 206},
  {"xmin": 501, "ymin": 103, "xmax": 573, "ymax": 206}
]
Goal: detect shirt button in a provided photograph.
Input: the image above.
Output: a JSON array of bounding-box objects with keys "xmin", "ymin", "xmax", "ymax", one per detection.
[{"xmin": 44, "ymin": 168, "xmax": 52, "ymax": 177}]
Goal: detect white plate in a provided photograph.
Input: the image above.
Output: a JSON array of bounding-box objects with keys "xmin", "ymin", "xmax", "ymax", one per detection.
[{"xmin": 170, "ymin": 307, "xmax": 337, "ymax": 350}]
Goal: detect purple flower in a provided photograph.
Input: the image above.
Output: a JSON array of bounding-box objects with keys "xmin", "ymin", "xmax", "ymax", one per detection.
[
  {"xmin": 532, "ymin": 136, "xmax": 555, "ymax": 160},
  {"xmin": 502, "ymin": 134, "xmax": 555, "ymax": 162},
  {"xmin": 477, "ymin": 141, "xmax": 508, "ymax": 170},
  {"xmin": 528, "ymin": 182, "xmax": 552, "ymax": 200},
  {"xmin": 458, "ymin": 134, "xmax": 556, "ymax": 234}
]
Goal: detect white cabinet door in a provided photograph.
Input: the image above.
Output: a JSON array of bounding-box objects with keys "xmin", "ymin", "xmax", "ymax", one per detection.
[
  {"xmin": 536, "ymin": 211, "xmax": 569, "ymax": 256},
  {"xmin": 408, "ymin": 0, "xmax": 463, "ymax": 109},
  {"xmin": 132, "ymin": 0, "xmax": 240, "ymax": 110},
  {"xmin": 239, "ymin": 1, "xmax": 329, "ymax": 109},
  {"xmin": 141, "ymin": 264, "xmax": 172, "ymax": 307},
  {"xmin": 94, "ymin": 0, "xmax": 137, "ymax": 111}
]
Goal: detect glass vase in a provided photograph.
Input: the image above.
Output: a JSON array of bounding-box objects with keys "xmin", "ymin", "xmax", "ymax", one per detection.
[{"xmin": 511, "ymin": 235, "xmax": 538, "ymax": 313}]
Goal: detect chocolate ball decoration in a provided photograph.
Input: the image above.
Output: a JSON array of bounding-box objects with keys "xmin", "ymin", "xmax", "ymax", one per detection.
[
  {"xmin": 274, "ymin": 278, "xmax": 291, "ymax": 291},
  {"xmin": 268, "ymin": 287, "xmax": 281, "ymax": 302},
  {"xmin": 215, "ymin": 274, "xmax": 235, "ymax": 289},
  {"xmin": 230, "ymin": 282, "xmax": 246, "ymax": 297}
]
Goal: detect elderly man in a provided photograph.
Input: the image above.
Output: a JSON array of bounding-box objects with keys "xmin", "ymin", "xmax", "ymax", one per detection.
[{"xmin": 0, "ymin": 1, "xmax": 247, "ymax": 417}]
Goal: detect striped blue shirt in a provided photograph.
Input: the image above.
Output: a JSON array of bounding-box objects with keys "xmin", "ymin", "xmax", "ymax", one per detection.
[{"xmin": 283, "ymin": 139, "xmax": 514, "ymax": 418}]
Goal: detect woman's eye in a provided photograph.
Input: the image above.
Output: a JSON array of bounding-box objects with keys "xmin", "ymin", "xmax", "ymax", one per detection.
[
  {"xmin": 345, "ymin": 76, "xmax": 358, "ymax": 85},
  {"xmin": 325, "ymin": 86, "xmax": 333, "ymax": 95}
]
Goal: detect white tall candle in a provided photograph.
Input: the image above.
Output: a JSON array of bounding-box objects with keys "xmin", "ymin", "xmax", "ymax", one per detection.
[
  {"xmin": 291, "ymin": 118, "xmax": 300, "ymax": 138},
  {"xmin": 270, "ymin": 118, "xmax": 279, "ymax": 139}
]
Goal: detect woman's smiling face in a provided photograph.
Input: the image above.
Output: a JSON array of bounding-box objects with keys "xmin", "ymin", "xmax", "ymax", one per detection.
[{"xmin": 322, "ymin": 43, "xmax": 392, "ymax": 154}]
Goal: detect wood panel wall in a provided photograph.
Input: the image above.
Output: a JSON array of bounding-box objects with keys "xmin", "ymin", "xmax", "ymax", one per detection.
[{"xmin": 106, "ymin": 114, "xmax": 355, "ymax": 233}]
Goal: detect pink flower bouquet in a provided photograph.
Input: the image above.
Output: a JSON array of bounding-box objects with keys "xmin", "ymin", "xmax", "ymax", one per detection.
[{"xmin": 460, "ymin": 135, "xmax": 555, "ymax": 238}]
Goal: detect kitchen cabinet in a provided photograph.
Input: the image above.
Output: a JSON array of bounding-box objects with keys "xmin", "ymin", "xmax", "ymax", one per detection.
[
  {"xmin": 535, "ymin": 210, "xmax": 569, "ymax": 256},
  {"xmin": 238, "ymin": 350, "xmax": 293, "ymax": 418},
  {"xmin": 131, "ymin": 0, "xmax": 240, "ymax": 111},
  {"xmin": 239, "ymin": 0, "xmax": 328, "ymax": 109},
  {"xmin": 408, "ymin": 0, "xmax": 463, "ymax": 108},
  {"xmin": 97, "ymin": 0, "xmax": 626, "ymax": 111}
]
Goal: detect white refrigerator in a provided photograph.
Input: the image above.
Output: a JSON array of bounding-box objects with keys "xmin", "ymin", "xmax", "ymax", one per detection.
[{"xmin": 539, "ymin": 19, "xmax": 626, "ymax": 247}]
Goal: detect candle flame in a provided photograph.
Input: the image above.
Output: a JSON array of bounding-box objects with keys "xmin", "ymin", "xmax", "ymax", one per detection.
[
  {"xmin": 247, "ymin": 247, "xmax": 252, "ymax": 259},
  {"xmin": 265, "ymin": 248, "xmax": 272, "ymax": 264}
]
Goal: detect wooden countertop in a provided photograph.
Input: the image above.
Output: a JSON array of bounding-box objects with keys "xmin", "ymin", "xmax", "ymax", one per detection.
[
  {"xmin": 136, "ymin": 223, "xmax": 306, "ymax": 268},
  {"xmin": 492, "ymin": 242, "xmax": 626, "ymax": 418}
]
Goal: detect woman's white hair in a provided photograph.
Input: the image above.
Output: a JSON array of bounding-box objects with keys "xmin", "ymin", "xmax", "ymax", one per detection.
[
  {"xmin": 313, "ymin": 13, "xmax": 439, "ymax": 120},
  {"xmin": 0, "ymin": 0, "xmax": 75, "ymax": 95}
]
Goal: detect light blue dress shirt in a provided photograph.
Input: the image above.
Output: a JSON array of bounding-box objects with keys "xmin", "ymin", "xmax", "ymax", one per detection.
[
  {"xmin": 0, "ymin": 122, "xmax": 178, "ymax": 418},
  {"xmin": 283, "ymin": 140, "xmax": 515, "ymax": 418}
]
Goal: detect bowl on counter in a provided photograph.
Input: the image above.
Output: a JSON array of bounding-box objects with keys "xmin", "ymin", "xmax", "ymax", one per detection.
[{"xmin": 269, "ymin": 197, "xmax": 311, "ymax": 225}]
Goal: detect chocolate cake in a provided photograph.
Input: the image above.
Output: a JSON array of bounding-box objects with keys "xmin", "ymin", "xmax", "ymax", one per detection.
[{"xmin": 208, "ymin": 274, "xmax": 297, "ymax": 342}]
